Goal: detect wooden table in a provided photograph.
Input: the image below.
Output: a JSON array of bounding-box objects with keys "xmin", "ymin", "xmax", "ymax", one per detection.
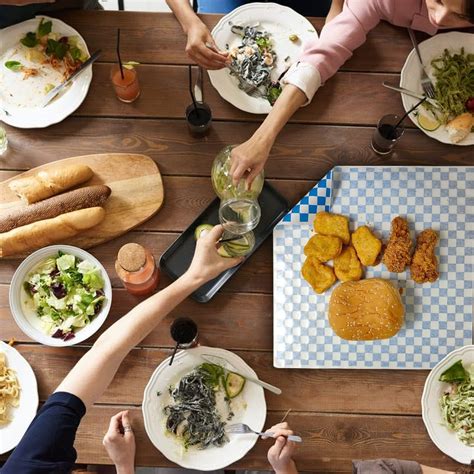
[{"xmin": 1, "ymin": 11, "xmax": 472, "ymax": 473}]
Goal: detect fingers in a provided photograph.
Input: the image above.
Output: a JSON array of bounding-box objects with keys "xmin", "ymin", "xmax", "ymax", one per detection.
[
  {"xmin": 121, "ymin": 410, "xmax": 134, "ymax": 439},
  {"xmin": 203, "ymin": 224, "xmax": 225, "ymax": 243},
  {"xmin": 246, "ymin": 163, "xmax": 264, "ymax": 187},
  {"xmin": 107, "ymin": 411, "xmax": 124, "ymax": 435},
  {"xmin": 231, "ymin": 163, "xmax": 248, "ymax": 184},
  {"xmin": 270, "ymin": 435, "xmax": 287, "ymax": 457},
  {"xmin": 186, "ymin": 44, "xmax": 227, "ymax": 70}
]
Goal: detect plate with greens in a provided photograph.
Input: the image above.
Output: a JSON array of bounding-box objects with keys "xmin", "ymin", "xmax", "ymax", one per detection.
[
  {"xmin": 142, "ymin": 345, "xmax": 266, "ymax": 470},
  {"xmin": 209, "ymin": 2, "xmax": 317, "ymax": 114},
  {"xmin": 400, "ymin": 32, "xmax": 474, "ymax": 145},
  {"xmin": 422, "ymin": 345, "xmax": 474, "ymax": 464},
  {"xmin": 9, "ymin": 245, "xmax": 112, "ymax": 347},
  {"xmin": 0, "ymin": 16, "xmax": 91, "ymax": 128}
]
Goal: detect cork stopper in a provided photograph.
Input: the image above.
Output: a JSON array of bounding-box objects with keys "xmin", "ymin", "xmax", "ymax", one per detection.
[{"xmin": 117, "ymin": 243, "xmax": 146, "ymax": 272}]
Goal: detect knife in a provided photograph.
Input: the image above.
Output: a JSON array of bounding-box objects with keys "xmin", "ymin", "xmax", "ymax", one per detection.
[
  {"xmin": 41, "ymin": 49, "xmax": 102, "ymax": 108},
  {"xmin": 201, "ymin": 354, "xmax": 282, "ymax": 395},
  {"xmin": 382, "ymin": 82, "xmax": 438, "ymax": 107}
]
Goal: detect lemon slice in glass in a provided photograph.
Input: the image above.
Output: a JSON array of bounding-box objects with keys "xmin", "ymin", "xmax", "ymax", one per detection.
[{"xmin": 417, "ymin": 112, "xmax": 441, "ymax": 131}]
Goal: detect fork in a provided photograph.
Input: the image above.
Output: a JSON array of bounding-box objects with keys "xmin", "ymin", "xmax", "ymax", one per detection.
[
  {"xmin": 226, "ymin": 423, "xmax": 303, "ymax": 443},
  {"xmin": 407, "ymin": 28, "xmax": 435, "ymax": 99}
]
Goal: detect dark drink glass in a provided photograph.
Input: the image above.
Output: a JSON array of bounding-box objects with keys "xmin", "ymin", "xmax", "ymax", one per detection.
[
  {"xmin": 170, "ymin": 317, "xmax": 198, "ymax": 348},
  {"xmin": 371, "ymin": 114, "xmax": 404, "ymax": 155},
  {"xmin": 186, "ymin": 102, "xmax": 212, "ymax": 137}
]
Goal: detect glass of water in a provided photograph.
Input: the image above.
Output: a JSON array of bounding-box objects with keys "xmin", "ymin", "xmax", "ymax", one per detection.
[
  {"xmin": 0, "ymin": 126, "xmax": 8, "ymax": 155},
  {"xmin": 219, "ymin": 197, "xmax": 261, "ymax": 235}
]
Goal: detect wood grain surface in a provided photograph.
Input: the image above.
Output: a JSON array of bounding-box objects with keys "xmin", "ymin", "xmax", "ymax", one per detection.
[
  {"xmin": 1, "ymin": 10, "xmax": 471, "ymax": 472},
  {"xmin": 0, "ymin": 154, "xmax": 164, "ymax": 256}
]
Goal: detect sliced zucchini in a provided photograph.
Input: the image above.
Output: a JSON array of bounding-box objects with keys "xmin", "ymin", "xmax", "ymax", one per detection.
[
  {"xmin": 194, "ymin": 224, "xmax": 214, "ymax": 240},
  {"xmin": 225, "ymin": 372, "xmax": 246, "ymax": 398}
]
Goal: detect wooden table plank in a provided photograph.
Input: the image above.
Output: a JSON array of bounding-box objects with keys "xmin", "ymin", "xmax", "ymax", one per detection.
[
  {"xmin": 13, "ymin": 344, "xmax": 428, "ymax": 416},
  {"xmin": 1, "ymin": 120, "xmax": 471, "ymax": 179},
  {"xmin": 53, "ymin": 11, "xmax": 419, "ymax": 74},
  {"xmin": 71, "ymin": 406, "xmax": 460, "ymax": 471},
  {"xmin": 70, "ymin": 65, "xmax": 406, "ymax": 125},
  {"xmin": 1, "ymin": 285, "xmax": 275, "ymax": 351}
]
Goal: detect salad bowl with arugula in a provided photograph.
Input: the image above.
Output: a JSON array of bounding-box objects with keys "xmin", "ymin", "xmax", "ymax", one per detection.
[{"xmin": 9, "ymin": 245, "xmax": 112, "ymax": 347}]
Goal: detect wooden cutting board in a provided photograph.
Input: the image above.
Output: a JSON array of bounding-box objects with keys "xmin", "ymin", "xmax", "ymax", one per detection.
[{"xmin": 0, "ymin": 153, "xmax": 164, "ymax": 257}]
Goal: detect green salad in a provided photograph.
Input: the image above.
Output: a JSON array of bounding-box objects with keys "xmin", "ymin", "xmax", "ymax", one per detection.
[
  {"xmin": 439, "ymin": 359, "xmax": 474, "ymax": 446},
  {"xmin": 23, "ymin": 252, "xmax": 105, "ymax": 341}
]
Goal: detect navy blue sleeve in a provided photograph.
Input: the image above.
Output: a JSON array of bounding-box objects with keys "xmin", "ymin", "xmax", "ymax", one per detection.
[{"xmin": 1, "ymin": 392, "xmax": 86, "ymax": 474}]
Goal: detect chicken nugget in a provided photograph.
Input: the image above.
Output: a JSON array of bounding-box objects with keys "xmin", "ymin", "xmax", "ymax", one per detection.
[
  {"xmin": 304, "ymin": 234, "xmax": 342, "ymax": 262},
  {"xmin": 313, "ymin": 212, "xmax": 350, "ymax": 245},
  {"xmin": 410, "ymin": 229, "xmax": 439, "ymax": 283},
  {"xmin": 301, "ymin": 257, "xmax": 336, "ymax": 294},
  {"xmin": 334, "ymin": 246, "xmax": 363, "ymax": 282},
  {"xmin": 383, "ymin": 216, "xmax": 412, "ymax": 273},
  {"xmin": 352, "ymin": 226, "xmax": 382, "ymax": 266}
]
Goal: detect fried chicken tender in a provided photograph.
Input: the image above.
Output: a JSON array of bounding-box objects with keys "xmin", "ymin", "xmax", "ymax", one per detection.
[
  {"xmin": 334, "ymin": 246, "xmax": 363, "ymax": 282},
  {"xmin": 304, "ymin": 234, "xmax": 342, "ymax": 262},
  {"xmin": 383, "ymin": 216, "xmax": 412, "ymax": 273},
  {"xmin": 301, "ymin": 256, "xmax": 336, "ymax": 294},
  {"xmin": 313, "ymin": 212, "xmax": 350, "ymax": 245},
  {"xmin": 351, "ymin": 226, "xmax": 382, "ymax": 266},
  {"xmin": 410, "ymin": 229, "xmax": 439, "ymax": 283}
]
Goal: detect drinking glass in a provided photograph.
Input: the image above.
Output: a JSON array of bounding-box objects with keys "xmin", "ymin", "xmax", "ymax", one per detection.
[
  {"xmin": 170, "ymin": 317, "xmax": 198, "ymax": 349},
  {"xmin": 219, "ymin": 198, "xmax": 261, "ymax": 234},
  {"xmin": 371, "ymin": 114, "xmax": 404, "ymax": 155},
  {"xmin": 110, "ymin": 65, "xmax": 140, "ymax": 103},
  {"xmin": 185, "ymin": 102, "xmax": 212, "ymax": 137}
]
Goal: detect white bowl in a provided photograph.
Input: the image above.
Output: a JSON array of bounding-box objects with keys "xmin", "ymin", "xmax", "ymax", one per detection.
[{"xmin": 9, "ymin": 245, "xmax": 112, "ymax": 347}]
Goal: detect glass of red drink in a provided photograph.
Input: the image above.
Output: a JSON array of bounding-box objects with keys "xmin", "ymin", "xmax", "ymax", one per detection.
[{"xmin": 111, "ymin": 64, "xmax": 140, "ymax": 103}]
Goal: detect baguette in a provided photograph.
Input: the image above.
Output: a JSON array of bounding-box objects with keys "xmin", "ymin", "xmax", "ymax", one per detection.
[
  {"xmin": 0, "ymin": 185, "xmax": 111, "ymax": 233},
  {"xmin": 8, "ymin": 164, "xmax": 94, "ymax": 204},
  {"xmin": 0, "ymin": 207, "xmax": 105, "ymax": 258}
]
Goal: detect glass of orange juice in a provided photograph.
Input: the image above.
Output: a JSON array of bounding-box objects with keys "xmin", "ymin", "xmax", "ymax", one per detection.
[{"xmin": 110, "ymin": 64, "xmax": 140, "ymax": 103}]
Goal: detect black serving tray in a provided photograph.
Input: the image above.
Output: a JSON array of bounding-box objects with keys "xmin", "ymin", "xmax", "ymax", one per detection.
[{"xmin": 160, "ymin": 182, "xmax": 289, "ymax": 303}]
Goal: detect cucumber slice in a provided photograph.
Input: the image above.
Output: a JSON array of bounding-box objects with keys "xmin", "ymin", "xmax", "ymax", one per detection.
[
  {"xmin": 194, "ymin": 224, "xmax": 214, "ymax": 240},
  {"xmin": 225, "ymin": 372, "xmax": 246, "ymax": 398},
  {"xmin": 217, "ymin": 246, "xmax": 232, "ymax": 258}
]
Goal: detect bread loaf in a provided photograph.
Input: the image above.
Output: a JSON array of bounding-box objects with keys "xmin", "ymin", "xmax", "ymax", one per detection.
[
  {"xmin": 8, "ymin": 164, "xmax": 94, "ymax": 204},
  {"xmin": 0, "ymin": 207, "xmax": 105, "ymax": 257},
  {"xmin": 0, "ymin": 185, "xmax": 111, "ymax": 233},
  {"xmin": 328, "ymin": 278, "xmax": 404, "ymax": 340}
]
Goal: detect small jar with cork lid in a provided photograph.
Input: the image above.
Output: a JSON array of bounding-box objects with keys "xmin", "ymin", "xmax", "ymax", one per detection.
[{"xmin": 115, "ymin": 243, "xmax": 159, "ymax": 296}]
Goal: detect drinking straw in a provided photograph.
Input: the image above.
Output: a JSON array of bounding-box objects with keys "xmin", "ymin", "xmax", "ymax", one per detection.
[
  {"xmin": 116, "ymin": 28, "xmax": 124, "ymax": 80},
  {"xmin": 393, "ymin": 97, "xmax": 426, "ymax": 132},
  {"xmin": 188, "ymin": 65, "xmax": 200, "ymax": 118},
  {"xmin": 169, "ymin": 342, "xmax": 179, "ymax": 366}
]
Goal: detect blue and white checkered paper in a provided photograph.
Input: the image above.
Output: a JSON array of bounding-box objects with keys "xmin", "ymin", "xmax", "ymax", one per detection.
[{"xmin": 273, "ymin": 167, "xmax": 473, "ymax": 369}]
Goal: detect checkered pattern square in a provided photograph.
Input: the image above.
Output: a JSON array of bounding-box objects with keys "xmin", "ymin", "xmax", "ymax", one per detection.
[{"xmin": 273, "ymin": 166, "xmax": 473, "ymax": 369}]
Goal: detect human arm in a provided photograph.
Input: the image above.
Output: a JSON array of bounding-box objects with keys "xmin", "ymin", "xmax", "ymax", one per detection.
[
  {"xmin": 55, "ymin": 224, "xmax": 241, "ymax": 409},
  {"xmin": 326, "ymin": 0, "xmax": 344, "ymax": 23},
  {"xmin": 166, "ymin": 0, "xmax": 227, "ymax": 69},
  {"xmin": 230, "ymin": 0, "xmax": 384, "ymax": 183},
  {"xmin": 103, "ymin": 411, "xmax": 136, "ymax": 474},
  {"xmin": 265, "ymin": 422, "xmax": 298, "ymax": 474},
  {"xmin": 353, "ymin": 459, "xmax": 455, "ymax": 473}
]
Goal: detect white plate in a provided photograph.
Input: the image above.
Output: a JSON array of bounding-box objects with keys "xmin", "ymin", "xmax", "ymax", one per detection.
[
  {"xmin": 142, "ymin": 346, "xmax": 266, "ymax": 471},
  {"xmin": 400, "ymin": 31, "xmax": 474, "ymax": 146},
  {"xmin": 0, "ymin": 341, "xmax": 38, "ymax": 454},
  {"xmin": 9, "ymin": 245, "xmax": 112, "ymax": 347},
  {"xmin": 0, "ymin": 16, "xmax": 92, "ymax": 129},
  {"xmin": 422, "ymin": 345, "xmax": 474, "ymax": 465},
  {"xmin": 209, "ymin": 2, "xmax": 318, "ymax": 114}
]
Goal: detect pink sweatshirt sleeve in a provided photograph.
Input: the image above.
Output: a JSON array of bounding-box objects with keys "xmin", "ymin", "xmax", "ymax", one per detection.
[{"xmin": 300, "ymin": 0, "xmax": 385, "ymax": 84}]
